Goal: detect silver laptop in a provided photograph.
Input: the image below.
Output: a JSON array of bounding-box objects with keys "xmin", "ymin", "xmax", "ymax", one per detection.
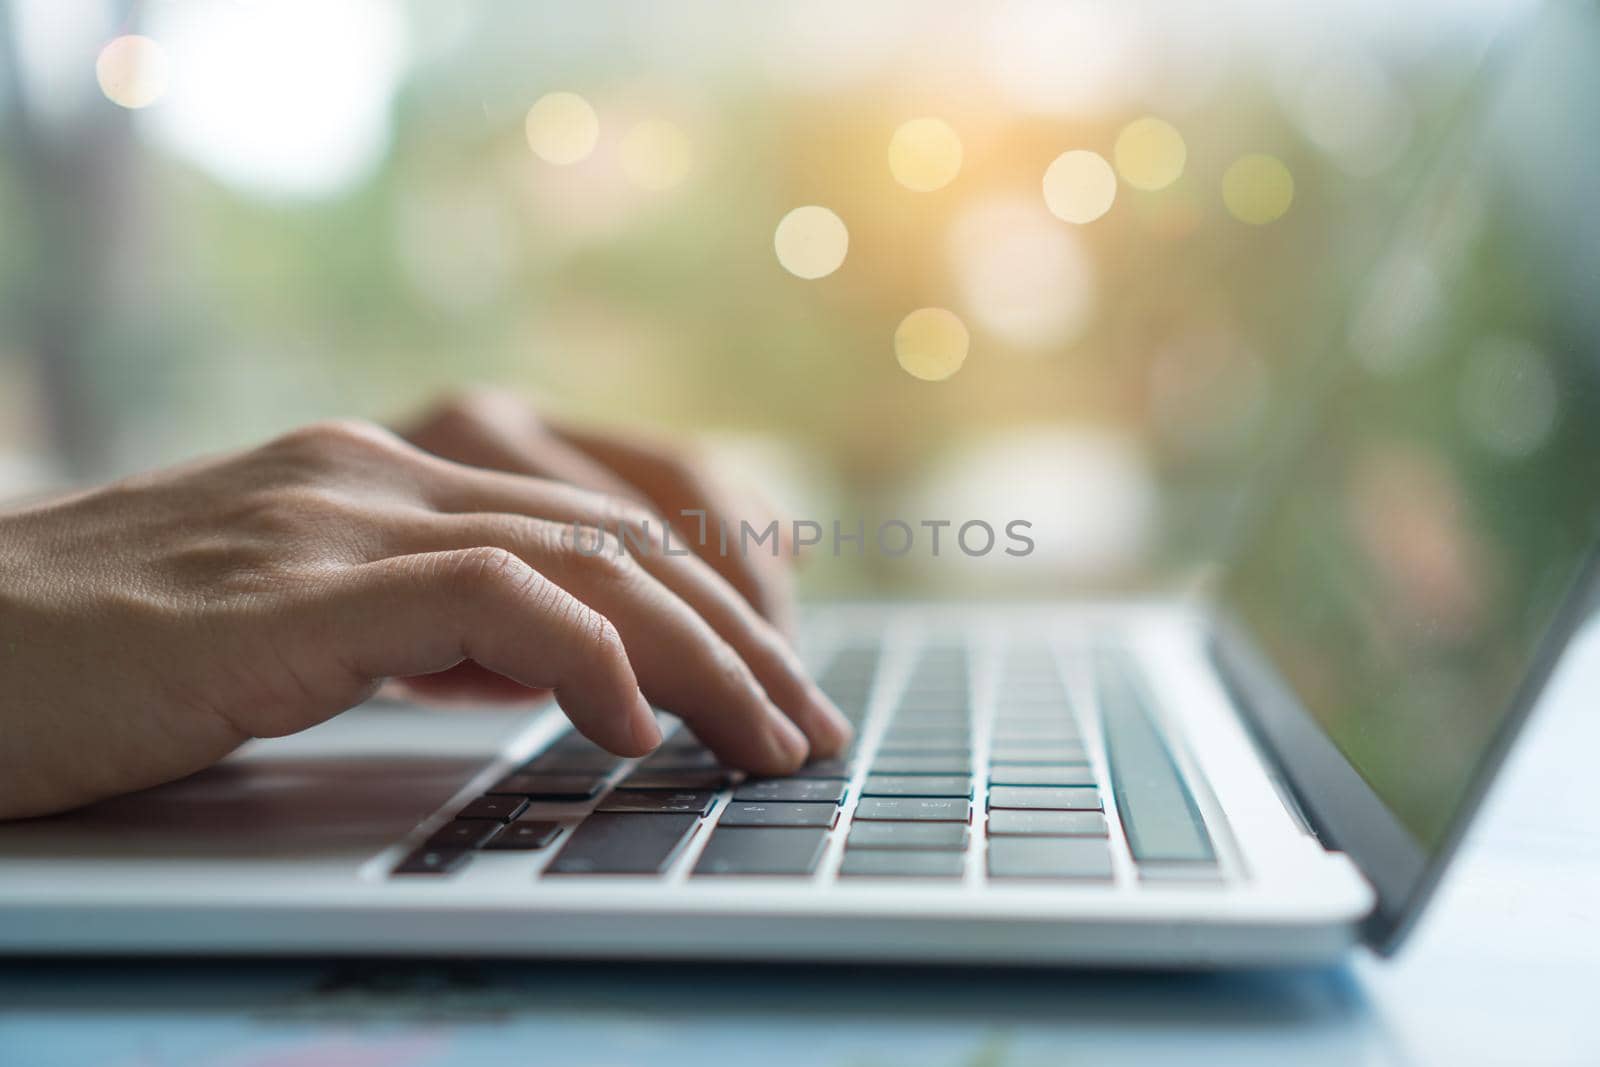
[{"xmin": 3, "ymin": 3, "xmax": 1597, "ymax": 967}]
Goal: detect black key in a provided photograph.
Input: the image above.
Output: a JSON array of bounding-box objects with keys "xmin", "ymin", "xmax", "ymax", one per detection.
[
  {"xmin": 839, "ymin": 850, "xmax": 964, "ymax": 879},
  {"xmin": 846, "ymin": 821, "xmax": 968, "ymax": 851},
  {"xmin": 880, "ymin": 729, "xmax": 972, "ymax": 747},
  {"xmin": 545, "ymin": 813, "xmax": 699, "ymax": 875},
  {"xmin": 989, "ymin": 748, "xmax": 1089, "ymax": 766},
  {"xmin": 853, "ymin": 797, "xmax": 970, "ymax": 822},
  {"xmin": 986, "ymin": 810, "xmax": 1108, "ymax": 836},
  {"xmin": 597, "ymin": 789, "xmax": 717, "ymax": 815},
  {"xmin": 874, "ymin": 745, "xmax": 972, "ymax": 758},
  {"xmin": 987, "ymin": 838, "xmax": 1113, "ymax": 880},
  {"xmin": 862, "ymin": 775, "xmax": 972, "ymax": 798},
  {"xmin": 637, "ymin": 749, "xmax": 723, "ymax": 772},
  {"xmin": 1096, "ymin": 652, "xmax": 1218, "ymax": 867},
  {"xmin": 692, "ymin": 827, "xmax": 829, "ymax": 876},
  {"xmin": 457, "ymin": 795, "xmax": 528, "ymax": 822},
  {"xmin": 871, "ymin": 755, "xmax": 971, "ymax": 775},
  {"xmin": 797, "ymin": 758, "xmax": 855, "ymax": 779},
  {"xmin": 488, "ymin": 773, "xmax": 607, "ymax": 800},
  {"xmin": 483, "ymin": 820, "xmax": 563, "ymax": 850},
  {"xmin": 988, "ymin": 765, "xmax": 1096, "ymax": 787},
  {"xmin": 734, "ymin": 779, "xmax": 848, "ymax": 804},
  {"xmin": 987, "ymin": 786, "xmax": 1102, "ymax": 811},
  {"xmin": 425, "ymin": 819, "xmax": 502, "ymax": 849},
  {"xmin": 393, "ymin": 846, "xmax": 470, "ymax": 875},
  {"xmin": 545, "ymin": 732, "xmax": 607, "ymax": 752},
  {"xmin": 524, "ymin": 749, "xmax": 625, "ymax": 774},
  {"xmin": 717, "ymin": 802, "xmax": 838, "ymax": 828},
  {"xmin": 620, "ymin": 769, "xmax": 735, "ymax": 791}
]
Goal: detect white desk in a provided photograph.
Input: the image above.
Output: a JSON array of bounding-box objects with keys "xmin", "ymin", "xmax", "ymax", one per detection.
[{"xmin": 3, "ymin": 624, "xmax": 1597, "ymax": 1066}]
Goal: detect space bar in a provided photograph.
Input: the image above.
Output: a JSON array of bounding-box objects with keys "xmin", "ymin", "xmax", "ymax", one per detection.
[{"xmin": 1094, "ymin": 651, "xmax": 1217, "ymax": 866}]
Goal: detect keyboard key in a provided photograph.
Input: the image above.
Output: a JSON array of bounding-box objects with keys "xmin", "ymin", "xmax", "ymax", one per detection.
[
  {"xmin": 988, "ymin": 765, "xmax": 1096, "ymax": 787},
  {"xmin": 862, "ymin": 775, "xmax": 972, "ymax": 798},
  {"xmin": 797, "ymin": 758, "xmax": 855, "ymax": 779},
  {"xmin": 871, "ymin": 755, "xmax": 971, "ymax": 775},
  {"xmin": 717, "ymin": 802, "xmax": 839, "ymax": 828},
  {"xmin": 874, "ymin": 745, "xmax": 972, "ymax": 758},
  {"xmin": 839, "ymin": 850, "xmax": 965, "ymax": 878},
  {"xmin": 620, "ymin": 769, "xmax": 735, "ymax": 792},
  {"xmin": 986, "ymin": 810, "xmax": 1108, "ymax": 837},
  {"xmin": 524, "ymin": 749, "xmax": 625, "ymax": 775},
  {"xmin": 545, "ymin": 813, "xmax": 700, "ymax": 875},
  {"xmin": 482, "ymin": 820, "xmax": 563, "ymax": 850},
  {"xmin": 1096, "ymin": 652, "xmax": 1219, "ymax": 868},
  {"xmin": 637, "ymin": 749, "xmax": 723, "ymax": 772},
  {"xmin": 846, "ymin": 821, "xmax": 969, "ymax": 850},
  {"xmin": 457, "ymin": 795, "xmax": 528, "ymax": 822},
  {"xmin": 987, "ymin": 786, "xmax": 1102, "ymax": 811},
  {"xmin": 596, "ymin": 789, "xmax": 717, "ymax": 815},
  {"xmin": 853, "ymin": 797, "xmax": 970, "ymax": 822},
  {"xmin": 488, "ymin": 773, "xmax": 607, "ymax": 800},
  {"xmin": 987, "ymin": 838, "xmax": 1113, "ymax": 880},
  {"xmin": 985, "ymin": 742, "xmax": 1088, "ymax": 758},
  {"xmin": 393, "ymin": 846, "xmax": 470, "ymax": 875},
  {"xmin": 734, "ymin": 779, "xmax": 848, "ymax": 804},
  {"xmin": 425, "ymin": 820, "xmax": 502, "ymax": 849},
  {"xmin": 693, "ymin": 827, "xmax": 829, "ymax": 876}
]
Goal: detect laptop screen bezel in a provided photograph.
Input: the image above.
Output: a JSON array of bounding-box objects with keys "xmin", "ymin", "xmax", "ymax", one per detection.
[{"xmin": 1206, "ymin": 5, "xmax": 1600, "ymax": 954}]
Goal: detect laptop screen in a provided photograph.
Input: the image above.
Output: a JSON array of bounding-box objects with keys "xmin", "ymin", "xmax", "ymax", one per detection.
[{"xmin": 1220, "ymin": 4, "xmax": 1600, "ymax": 854}]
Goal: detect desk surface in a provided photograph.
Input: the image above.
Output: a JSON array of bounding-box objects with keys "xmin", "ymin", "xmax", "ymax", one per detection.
[{"xmin": 4, "ymin": 624, "xmax": 1598, "ymax": 1067}]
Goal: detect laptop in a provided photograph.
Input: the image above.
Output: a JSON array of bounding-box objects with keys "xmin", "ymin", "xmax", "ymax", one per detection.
[{"xmin": 2, "ymin": 2, "xmax": 1597, "ymax": 967}]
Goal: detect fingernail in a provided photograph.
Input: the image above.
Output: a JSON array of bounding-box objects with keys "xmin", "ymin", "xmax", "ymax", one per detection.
[
  {"xmin": 631, "ymin": 696, "xmax": 663, "ymax": 752},
  {"xmin": 808, "ymin": 685, "xmax": 853, "ymax": 751},
  {"xmin": 767, "ymin": 708, "xmax": 810, "ymax": 768}
]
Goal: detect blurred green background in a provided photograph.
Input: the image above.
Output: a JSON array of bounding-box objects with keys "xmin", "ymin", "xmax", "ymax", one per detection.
[{"xmin": 0, "ymin": 0, "xmax": 1532, "ymax": 596}]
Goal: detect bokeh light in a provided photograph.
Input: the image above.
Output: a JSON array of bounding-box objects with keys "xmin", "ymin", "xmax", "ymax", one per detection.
[
  {"xmin": 774, "ymin": 206, "xmax": 848, "ymax": 279},
  {"xmin": 1459, "ymin": 336, "xmax": 1558, "ymax": 459},
  {"xmin": 950, "ymin": 195, "xmax": 1095, "ymax": 348},
  {"xmin": 888, "ymin": 117, "xmax": 963, "ymax": 192},
  {"xmin": 619, "ymin": 118, "xmax": 693, "ymax": 191},
  {"xmin": 96, "ymin": 34, "xmax": 169, "ymax": 109},
  {"xmin": 1042, "ymin": 150, "xmax": 1117, "ymax": 224},
  {"xmin": 894, "ymin": 308, "xmax": 970, "ymax": 381},
  {"xmin": 525, "ymin": 91, "xmax": 600, "ymax": 165},
  {"xmin": 1289, "ymin": 49, "xmax": 1415, "ymax": 178},
  {"xmin": 1114, "ymin": 117, "xmax": 1186, "ymax": 191},
  {"xmin": 146, "ymin": 0, "xmax": 405, "ymax": 199},
  {"xmin": 989, "ymin": 0, "xmax": 1141, "ymax": 117},
  {"xmin": 1222, "ymin": 154, "xmax": 1294, "ymax": 225}
]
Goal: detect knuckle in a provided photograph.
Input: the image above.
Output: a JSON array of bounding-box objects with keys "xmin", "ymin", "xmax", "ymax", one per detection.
[
  {"xmin": 451, "ymin": 545, "xmax": 535, "ymax": 600},
  {"xmin": 274, "ymin": 419, "xmax": 404, "ymax": 465}
]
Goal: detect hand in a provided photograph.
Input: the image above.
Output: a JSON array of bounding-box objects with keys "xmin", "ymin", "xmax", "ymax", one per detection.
[
  {"xmin": 0, "ymin": 420, "xmax": 850, "ymax": 819},
  {"xmin": 402, "ymin": 389, "xmax": 797, "ymax": 634}
]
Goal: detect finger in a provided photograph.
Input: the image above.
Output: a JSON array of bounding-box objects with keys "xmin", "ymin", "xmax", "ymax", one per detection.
[
  {"xmin": 402, "ymin": 391, "xmax": 644, "ymax": 505},
  {"xmin": 389, "ymin": 510, "xmax": 813, "ymax": 775},
  {"xmin": 414, "ymin": 467, "xmax": 850, "ymax": 757},
  {"xmin": 322, "ymin": 547, "xmax": 661, "ymax": 755},
  {"xmin": 546, "ymin": 421, "xmax": 798, "ymax": 633}
]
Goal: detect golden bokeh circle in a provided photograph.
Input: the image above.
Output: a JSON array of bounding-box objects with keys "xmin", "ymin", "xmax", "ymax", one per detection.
[
  {"xmin": 774, "ymin": 206, "xmax": 849, "ymax": 279},
  {"xmin": 96, "ymin": 35, "xmax": 170, "ymax": 110},
  {"xmin": 620, "ymin": 119, "xmax": 693, "ymax": 191},
  {"xmin": 1114, "ymin": 117, "xmax": 1186, "ymax": 191},
  {"xmin": 895, "ymin": 307, "xmax": 970, "ymax": 381},
  {"xmin": 1043, "ymin": 150, "xmax": 1117, "ymax": 224},
  {"xmin": 525, "ymin": 91, "xmax": 599, "ymax": 165},
  {"xmin": 888, "ymin": 118, "xmax": 964, "ymax": 192},
  {"xmin": 1222, "ymin": 154, "xmax": 1295, "ymax": 225}
]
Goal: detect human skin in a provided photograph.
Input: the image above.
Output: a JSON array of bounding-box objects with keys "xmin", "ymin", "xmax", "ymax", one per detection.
[{"xmin": 0, "ymin": 394, "xmax": 849, "ymax": 819}]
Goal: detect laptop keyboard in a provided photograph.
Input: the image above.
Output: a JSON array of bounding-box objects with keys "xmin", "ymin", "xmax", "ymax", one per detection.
[{"xmin": 390, "ymin": 635, "xmax": 1221, "ymax": 885}]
